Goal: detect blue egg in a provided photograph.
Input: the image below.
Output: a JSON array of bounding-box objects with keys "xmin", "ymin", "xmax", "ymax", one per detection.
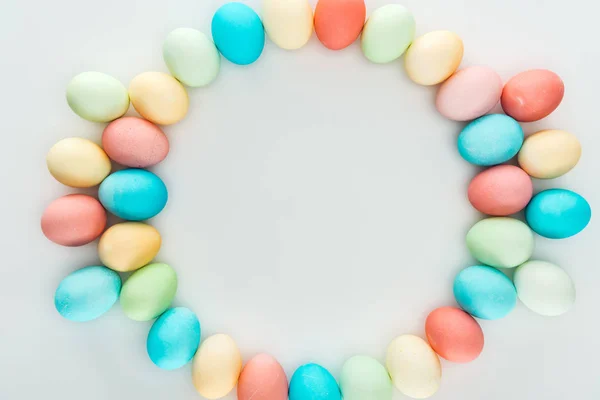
[
  {"xmin": 289, "ymin": 363, "xmax": 341, "ymax": 400},
  {"xmin": 147, "ymin": 307, "xmax": 201, "ymax": 370},
  {"xmin": 526, "ymin": 189, "xmax": 591, "ymax": 239},
  {"xmin": 99, "ymin": 169, "xmax": 168, "ymax": 221},
  {"xmin": 211, "ymin": 2, "xmax": 265, "ymax": 65},
  {"xmin": 453, "ymin": 265, "xmax": 517, "ymax": 320},
  {"xmin": 457, "ymin": 114, "xmax": 524, "ymax": 166},
  {"xmin": 55, "ymin": 266, "xmax": 121, "ymax": 322}
]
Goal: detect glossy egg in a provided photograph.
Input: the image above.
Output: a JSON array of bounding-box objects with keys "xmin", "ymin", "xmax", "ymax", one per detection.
[
  {"xmin": 238, "ymin": 353, "xmax": 288, "ymax": 400},
  {"xmin": 340, "ymin": 355, "xmax": 392, "ymax": 400},
  {"xmin": 129, "ymin": 72, "xmax": 189, "ymax": 125},
  {"xmin": 46, "ymin": 137, "xmax": 111, "ymax": 188},
  {"xmin": 193, "ymin": 334, "xmax": 242, "ymax": 399},
  {"xmin": 54, "ymin": 266, "xmax": 121, "ymax": 322},
  {"xmin": 457, "ymin": 114, "xmax": 524, "ymax": 166},
  {"xmin": 98, "ymin": 222, "xmax": 161, "ymax": 272},
  {"xmin": 425, "ymin": 307, "xmax": 484, "ymax": 363},
  {"xmin": 361, "ymin": 4, "xmax": 415, "ymax": 64},
  {"xmin": 212, "ymin": 3, "xmax": 265, "ymax": 65},
  {"xmin": 405, "ymin": 31, "xmax": 463, "ymax": 86},
  {"xmin": 314, "ymin": 0, "xmax": 366, "ymax": 50},
  {"xmin": 66, "ymin": 71, "xmax": 129, "ymax": 122},
  {"xmin": 518, "ymin": 130, "xmax": 581, "ymax": 179},
  {"xmin": 468, "ymin": 165, "xmax": 533, "ymax": 216},
  {"xmin": 526, "ymin": 189, "xmax": 591, "ymax": 239},
  {"xmin": 120, "ymin": 263, "xmax": 177, "ymax": 321},
  {"xmin": 147, "ymin": 307, "xmax": 201, "ymax": 370},
  {"xmin": 289, "ymin": 363, "xmax": 341, "ymax": 400},
  {"xmin": 263, "ymin": 0, "xmax": 313, "ymax": 50}
]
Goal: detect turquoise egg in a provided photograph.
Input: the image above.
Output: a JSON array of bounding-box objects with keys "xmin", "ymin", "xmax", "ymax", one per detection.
[
  {"xmin": 457, "ymin": 114, "xmax": 524, "ymax": 166},
  {"xmin": 526, "ymin": 189, "xmax": 591, "ymax": 239},
  {"xmin": 54, "ymin": 266, "xmax": 121, "ymax": 322},
  {"xmin": 453, "ymin": 265, "xmax": 517, "ymax": 320},
  {"xmin": 147, "ymin": 307, "xmax": 201, "ymax": 370},
  {"xmin": 211, "ymin": 2, "xmax": 265, "ymax": 65},
  {"xmin": 99, "ymin": 169, "xmax": 168, "ymax": 221},
  {"xmin": 289, "ymin": 363, "xmax": 341, "ymax": 400}
]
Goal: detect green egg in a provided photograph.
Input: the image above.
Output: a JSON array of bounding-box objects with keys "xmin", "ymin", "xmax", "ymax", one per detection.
[
  {"xmin": 361, "ymin": 4, "xmax": 416, "ymax": 64},
  {"xmin": 120, "ymin": 263, "xmax": 177, "ymax": 321},
  {"xmin": 66, "ymin": 71, "xmax": 129, "ymax": 122},
  {"xmin": 340, "ymin": 355, "xmax": 393, "ymax": 400}
]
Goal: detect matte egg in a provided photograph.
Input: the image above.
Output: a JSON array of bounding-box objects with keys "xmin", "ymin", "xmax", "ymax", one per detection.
[
  {"xmin": 405, "ymin": 31, "xmax": 463, "ymax": 86},
  {"xmin": 47, "ymin": 137, "xmax": 111, "ymax": 188},
  {"xmin": 526, "ymin": 189, "xmax": 591, "ymax": 239},
  {"xmin": 289, "ymin": 363, "xmax": 341, "ymax": 400},
  {"xmin": 98, "ymin": 222, "xmax": 161, "ymax": 272},
  {"xmin": 212, "ymin": 3, "xmax": 265, "ymax": 65},
  {"xmin": 263, "ymin": 0, "xmax": 313, "ymax": 50},
  {"xmin": 129, "ymin": 71, "xmax": 189, "ymax": 125},
  {"xmin": 340, "ymin": 355, "xmax": 392, "ymax": 400},
  {"xmin": 425, "ymin": 307, "xmax": 484, "ymax": 363},
  {"xmin": 468, "ymin": 165, "xmax": 533, "ymax": 216},
  {"xmin": 193, "ymin": 334, "xmax": 242, "ymax": 399},
  {"xmin": 66, "ymin": 71, "xmax": 129, "ymax": 122},
  {"xmin": 518, "ymin": 130, "xmax": 581, "ymax": 179},
  {"xmin": 361, "ymin": 4, "xmax": 415, "ymax": 64},
  {"xmin": 238, "ymin": 353, "xmax": 288, "ymax": 400},
  {"xmin": 314, "ymin": 0, "xmax": 366, "ymax": 50},
  {"xmin": 120, "ymin": 263, "xmax": 177, "ymax": 321}
]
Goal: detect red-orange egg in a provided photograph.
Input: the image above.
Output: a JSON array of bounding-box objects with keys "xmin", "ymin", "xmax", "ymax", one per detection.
[
  {"xmin": 237, "ymin": 353, "xmax": 288, "ymax": 400},
  {"xmin": 468, "ymin": 165, "xmax": 533, "ymax": 216},
  {"xmin": 314, "ymin": 0, "xmax": 366, "ymax": 50}
]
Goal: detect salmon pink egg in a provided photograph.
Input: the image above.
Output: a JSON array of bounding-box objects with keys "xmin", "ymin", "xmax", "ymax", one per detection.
[
  {"xmin": 314, "ymin": 0, "xmax": 366, "ymax": 50},
  {"xmin": 238, "ymin": 353, "xmax": 288, "ymax": 400},
  {"xmin": 468, "ymin": 165, "xmax": 533, "ymax": 216}
]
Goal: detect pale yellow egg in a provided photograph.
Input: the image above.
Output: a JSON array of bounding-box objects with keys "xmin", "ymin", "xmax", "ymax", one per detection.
[
  {"xmin": 46, "ymin": 137, "xmax": 111, "ymax": 188},
  {"xmin": 518, "ymin": 130, "xmax": 581, "ymax": 179},
  {"xmin": 263, "ymin": 0, "xmax": 313, "ymax": 50},
  {"xmin": 129, "ymin": 72, "xmax": 189, "ymax": 125},
  {"xmin": 192, "ymin": 334, "xmax": 242, "ymax": 400},
  {"xmin": 405, "ymin": 31, "xmax": 464, "ymax": 86},
  {"xmin": 98, "ymin": 222, "xmax": 161, "ymax": 272}
]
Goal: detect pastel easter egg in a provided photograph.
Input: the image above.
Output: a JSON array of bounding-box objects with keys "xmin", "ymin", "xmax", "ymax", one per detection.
[
  {"xmin": 98, "ymin": 222, "xmax": 161, "ymax": 272},
  {"xmin": 102, "ymin": 117, "xmax": 169, "ymax": 168},
  {"xmin": 405, "ymin": 31, "xmax": 463, "ymax": 86},
  {"xmin": 263, "ymin": 0, "xmax": 313, "ymax": 50},
  {"xmin": 514, "ymin": 260, "xmax": 576, "ymax": 316},
  {"xmin": 41, "ymin": 194, "xmax": 106, "ymax": 247},
  {"xmin": 46, "ymin": 137, "xmax": 111, "ymax": 188},
  {"xmin": 66, "ymin": 71, "xmax": 129, "ymax": 122},
  {"xmin": 238, "ymin": 353, "xmax": 288, "ymax": 400},
  {"xmin": 454, "ymin": 265, "xmax": 517, "ymax": 320},
  {"xmin": 212, "ymin": 3, "xmax": 265, "ymax": 65},
  {"xmin": 361, "ymin": 5, "xmax": 415, "ymax": 64},
  {"xmin": 147, "ymin": 307, "xmax": 201, "ymax": 370},
  {"xmin": 163, "ymin": 28, "xmax": 220, "ymax": 87},
  {"xmin": 468, "ymin": 165, "xmax": 533, "ymax": 216},
  {"xmin": 314, "ymin": 0, "xmax": 366, "ymax": 50},
  {"xmin": 98, "ymin": 169, "xmax": 168, "ymax": 221},
  {"xmin": 457, "ymin": 114, "xmax": 524, "ymax": 166},
  {"xmin": 129, "ymin": 72, "xmax": 189, "ymax": 125},
  {"xmin": 501, "ymin": 69, "xmax": 564, "ymax": 122},
  {"xmin": 340, "ymin": 355, "xmax": 392, "ymax": 400},
  {"xmin": 386, "ymin": 335, "xmax": 441, "ymax": 399},
  {"xmin": 436, "ymin": 66, "xmax": 503, "ymax": 121},
  {"xmin": 525, "ymin": 189, "xmax": 591, "ymax": 239},
  {"xmin": 120, "ymin": 263, "xmax": 177, "ymax": 321},
  {"xmin": 192, "ymin": 334, "xmax": 242, "ymax": 399},
  {"xmin": 466, "ymin": 217, "xmax": 534, "ymax": 268},
  {"xmin": 289, "ymin": 363, "xmax": 341, "ymax": 400},
  {"xmin": 54, "ymin": 266, "xmax": 121, "ymax": 322},
  {"xmin": 425, "ymin": 307, "xmax": 484, "ymax": 363},
  {"xmin": 518, "ymin": 130, "xmax": 581, "ymax": 179}
]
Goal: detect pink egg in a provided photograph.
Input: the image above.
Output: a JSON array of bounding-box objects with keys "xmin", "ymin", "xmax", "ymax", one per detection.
[
  {"xmin": 41, "ymin": 194, "xmax": 106, "ymax": 246},
  {"xmin": 436, "ymin": 66, "xmax": 503, "ymax": 121},
  {"xmin": 237, "ymin": 353, "xmax": 288, "ymax": 400},
  {"xmin": 102, "ymin": 117, "xmax": 169, "ymax": 168},
  {"xmin": 426, "ymin": 306, "xmax": 484, "ymax": 363},
  {"xmin": 468, "ymin": 165, "xmax": 533, "ymax": 216}
]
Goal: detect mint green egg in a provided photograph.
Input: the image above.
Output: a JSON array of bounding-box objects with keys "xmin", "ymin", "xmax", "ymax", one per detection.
[
  {"xmin": 340, "ymin": 355, "xmax": 392, "ymax": 400},
  {"xmin": 163, "ymin": 28, "xmax": 220, "ymax": 87},
  {"xmin": 466, "ymin": 217, "xmax": 534, "ymax": 269},
  {"xmin": 361, "ymin": 5, "xmax": 416, "ymax": 64},
  {"xmin": 66, "ymin": 71, "xmax": 129, "ymax": 122},
  {"xmin": 120, "ymin": 263, "xmax": 177, "ymax": 321}
]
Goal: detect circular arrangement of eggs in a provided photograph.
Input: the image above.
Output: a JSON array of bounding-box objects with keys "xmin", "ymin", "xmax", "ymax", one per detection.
[{"xmin": 44, "ymin": 1, "xmax": 591, "ymax": 399}]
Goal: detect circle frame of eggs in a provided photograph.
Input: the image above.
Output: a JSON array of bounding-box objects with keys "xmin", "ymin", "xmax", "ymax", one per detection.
[{"xmin": 46, "ymin": 1, "xmax": 592, "ymax": 399}]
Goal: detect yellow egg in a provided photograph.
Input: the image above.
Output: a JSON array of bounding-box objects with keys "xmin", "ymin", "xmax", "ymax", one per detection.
[
  {"xmin": 129, "ymin": 72, "xmax": 189, "ymax": 125},
  {"xmin": 46, "ymin": 137, "xmax": 111, "ymax": 188},
  {"xmin": 263, "ymin": 0, "xmax": 313, "ymax": 50},
  {"xmin": 98, "ymin": 222, "xmax": 161, "ymax": 272},
  {"xmin": 192, "ymin": 334, "xmax": 242, "ymax": 399},
  {"xmin": 518, "ymin": 130, "xmax": 581, "ymax": 179},
  {"xmin": 405, "ymin": 31, "xmax": 463, "ymax": 86}
]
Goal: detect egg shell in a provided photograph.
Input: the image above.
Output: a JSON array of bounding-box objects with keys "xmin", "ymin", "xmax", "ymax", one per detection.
[
  {"xmin": 386, "ymin": 335, "xmax": 441, "ymax": 399},
  {"xmin": 436, "ymin": 66, "xmax": 503, "ymax": 121},
  {"xmin": 501, "ymin": 69, "xmax": 564, "ymax": 122},
  {"xmin": 457, "ymin": 114, "xmax": 524, "ymax": 166},
  {"xmin": 340, "ymin": 355, "xmax": 392, "ymax": 400},
  {"xmin": 468, "ymin": 165, "xmax": 533, "ymax": 216},
  {"xmin": 405, "ymin": 31, "xmax": 463, "ymax": 86},
  {"xmin": 263, "ymin": 0, "xmax": 313, "ymax": 50},
  {"xmin": 466, "ymin": 217, "xmax": 534, "ymax": 268},
  {"xmin": 192, "ymin": 334, "xmax": 242, "ymax": 399},
  {"xmin": 147, "ymin": 307, "xmax": 201, "ymax": 370},
  {"xmin": 54, "ymin": 266, "xmax": 121, "ymax": 322},
  {"xmin": 289, "ymin": 363, "xmax": 341, "ymax": 400},
  {"xmin": 518, "ymin": 130, "xmax": 581, "ymax": 179},
  {"xmin": 360, "ymin": 5, "xmax": 415, "ymax": 64},
  {"xmin": 525, "ymin": 189, "xmax": 591, "ymax": 239},
  {"xmin": 425, "ymin": 307, "xmax": 484, "ymax": 363},
  {"xmin": 41, "ymin": 194, "xmax": 106, "ymax": 247},
  {"xmin": 238, "ymin": 353, "xmax": 288, "ymax": 400},
  {"xmin": 129, "ymin": 71, "xmax": 189, "ymax": 125},
  {"xmin": 98, "ymin": 222, "xmax": 161, "ymax": 272},
  {"xmin": 102, "ymin": 117, "xmax": 169, "ymax": 168},
  {"xmin": 98, "ymin": 169, "xmax": 168, "ymax": 221},
  {"xmin": 120, "ymin": 263, "xmax": 177, "ymax": 321},
  {"xmin": 212, "ymin": 3, "xmax": 265, "ymax": 65},
  {"xmin": 46, "ymin": 137, "xmax": 111, "ymax": 188},
  {"xmin": 454, "ymin": 265, "xmax": 517, "ymax": 320},
  {"xmin": 514, "ymin": 260, "xmax": 576, "ymax": 316},
  {"xmin": 314, "ymin": 0, "xmax": 366, "ymax": 50},
  {"xmin": 163, "ymin": 28, "xmax": 220, "ymax": 87},
  {"xmin": 66, "ymin": 71, "xmax": 129, "ymax": 122}
]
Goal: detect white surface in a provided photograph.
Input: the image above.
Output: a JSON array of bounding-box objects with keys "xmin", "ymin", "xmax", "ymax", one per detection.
[{"xmin": 1, "ymin": 0, "xmax": 598, "ymax": 399}]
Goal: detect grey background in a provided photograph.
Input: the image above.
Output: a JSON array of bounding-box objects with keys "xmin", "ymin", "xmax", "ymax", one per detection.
[{"xmin": 1, "ymin": 0, "xmax": 598, "ymax": 399}]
